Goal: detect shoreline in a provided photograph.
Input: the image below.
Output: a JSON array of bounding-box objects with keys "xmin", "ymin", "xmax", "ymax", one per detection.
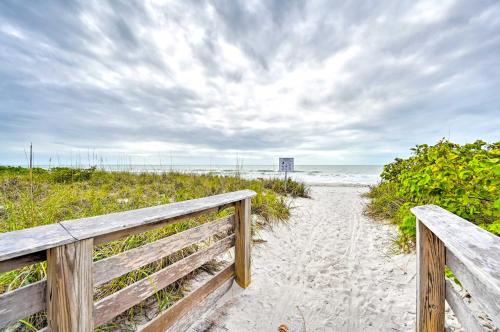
[{"xmin": 302, "ymin": 182, "xmax": 374, "ymax": 187}]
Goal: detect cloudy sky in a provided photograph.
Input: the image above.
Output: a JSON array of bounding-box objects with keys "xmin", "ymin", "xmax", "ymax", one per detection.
[{"xmin": 0, "ymin": 0, "xmax": 499, "ymax": 165}]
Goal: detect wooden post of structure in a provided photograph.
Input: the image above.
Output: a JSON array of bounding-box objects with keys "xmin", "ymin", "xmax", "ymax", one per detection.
[
  {"xmin": 47, "ymin": 239, "xmax": 93, "ymax": 331},
  {"xmin": 235, "ymin": 198, "xmax": 251, "ymax": 288},
  {"xmin": 416, "ymin": 219, "xmax": 445, "ymax": 332},
  {"xmin": 284, "ymin": 171, "xmax": 288, "ymax": 193}
]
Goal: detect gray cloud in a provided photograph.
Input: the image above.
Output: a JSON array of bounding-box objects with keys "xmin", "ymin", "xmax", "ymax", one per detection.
[{"xmin": 0, "ymin": 0, "xmax": 499, "ymax": 165}]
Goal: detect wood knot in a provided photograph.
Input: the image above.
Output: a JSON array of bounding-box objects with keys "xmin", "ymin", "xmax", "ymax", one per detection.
[{"xmin": 278, "ymin": 324, "xmax": 289, "ymax": 332}]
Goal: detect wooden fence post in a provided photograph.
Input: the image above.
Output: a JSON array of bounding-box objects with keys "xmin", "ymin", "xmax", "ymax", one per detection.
[
  {"xmin": 235, "ymin": 198, "xmax": 251, "ymax": 288},
  {"xmin": 47, "ymin": 239, "xmax": 93, "ymax": 332},
  {"xmin": 416, "ymin": 219, "xmax": 445, "ymax": 332}
]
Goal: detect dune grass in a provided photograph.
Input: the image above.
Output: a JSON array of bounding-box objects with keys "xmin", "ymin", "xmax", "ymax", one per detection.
[{"xmin": 0, "ymin": 166, "xmax": 308, "ymax": 331}]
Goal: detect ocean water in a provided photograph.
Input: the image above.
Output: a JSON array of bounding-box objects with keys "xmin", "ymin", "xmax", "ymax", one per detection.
[{"xmin": 102, "ymin": 165, "xmax": 383, "ymax": 186}]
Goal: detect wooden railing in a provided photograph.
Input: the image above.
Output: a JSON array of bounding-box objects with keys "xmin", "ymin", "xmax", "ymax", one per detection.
[
  {"xmin": 0, "ymin": 190, "xmax": 256, "ymax": 331},
  {"xmin": 412, "ymin": 205, "xmax": 500, "ymax": 332}
]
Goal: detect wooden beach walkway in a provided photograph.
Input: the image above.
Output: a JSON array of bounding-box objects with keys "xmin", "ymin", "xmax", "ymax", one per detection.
[{"xmin": 0, "ymin": 188, "xmax": 498, "ymax": 331}]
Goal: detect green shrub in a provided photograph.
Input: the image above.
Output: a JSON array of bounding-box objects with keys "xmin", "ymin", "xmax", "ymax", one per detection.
[{"xmin": 366, "ymin": 139, "xmax": 500, "ymax": 250}]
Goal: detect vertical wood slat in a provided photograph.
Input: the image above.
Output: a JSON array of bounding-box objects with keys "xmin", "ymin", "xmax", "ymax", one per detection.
[
  {"xmin": 412, "ymin": 205, "xmax": 500, "ymax": 328},
  {"xmin": 234, "ymin": 198, "xmax": 251, "ymax": 288},
  {"xmin": 417, "ymin": 219, "xmax": 446, "ymax": 332},
  {"xmin": 47, "ymin": 239, "xmax": 93, "ymax": 332}
]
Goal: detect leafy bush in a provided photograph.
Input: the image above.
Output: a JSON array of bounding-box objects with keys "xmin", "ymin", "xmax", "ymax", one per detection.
[{"xmin": 366, "ymin": 139, "xmax": 499, "ymax": 250}]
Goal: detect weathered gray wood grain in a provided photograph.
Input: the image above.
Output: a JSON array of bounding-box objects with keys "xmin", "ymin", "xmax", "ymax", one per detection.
[
  {"xmin": 47, "ymin": 239, "xmax": 93, "ymax": 331},
  {"xmin": 412, "ymin": 205, "xmax": 500, "ymax": 327},
  {"xmin": 0, "ymin": 190, "xmax": 255, "ymax": 262},
  {"xmin": 0, "ymin": 215, "xmax": 232, "ymax": 328},
  {"xmin": 0, "ymin": 252, "xmax": 46, "ymax": 273},
  {"xmin": 447, "ymin": 249, "xmax": 500, "ymax": 328},
  {"xmin": 235, "ymin": 198, "xmax": 251, "ymax": 288},
  {"xmin": 416, "ymin": 219, "xmax": 446, "ymax": 331},
  {"xmin": 167, "ymin": 276, "xmax": 234, "ymax": 332},
  {"xmin": 93, "ymin": 215, "xmax": 234, "ymax": 286},
  {"xmin": 93, "ymin": 235, "xmax": 235, "ymax": 327},
  {"xmin": 92, "ymin": 208, "xmax": 217, "ymax": 245},
  {"xmin": 0, "ymin": 223, "xmax": 73, "ymax": 261},
  {"xmin": 0, "ymin": 280, "xmax": 46, "ymax": 329},
  {"xmin": 63, "ymin": 190, "xmax": 255, "ymax": 241},
  {"xmin": 139, "ymin": 264, "xmax": 235, "ymax": 332},
  {"xmin": 445, "ymin": 278, "xmax": 488, "ymax": 332}
]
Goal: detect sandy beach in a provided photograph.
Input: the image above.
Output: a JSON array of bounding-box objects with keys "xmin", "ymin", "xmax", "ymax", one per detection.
[
  {"xmin": 187, "ymin": 186, "xmax": 464, "ymax": 332},
  {"xmin": 1, "ymin": 1, "xmax": 498, "ymax": 330}
]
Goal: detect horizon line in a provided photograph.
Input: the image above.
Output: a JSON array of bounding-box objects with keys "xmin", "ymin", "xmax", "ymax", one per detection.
[{"xmin": 0, "ymin": 163, "xmax": 384, "ymax": 167}]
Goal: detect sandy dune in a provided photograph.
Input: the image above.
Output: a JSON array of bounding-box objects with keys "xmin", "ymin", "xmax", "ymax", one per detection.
[{"xmin": 188, "ymin": 186, "xmax": 463, "ymax": 332}]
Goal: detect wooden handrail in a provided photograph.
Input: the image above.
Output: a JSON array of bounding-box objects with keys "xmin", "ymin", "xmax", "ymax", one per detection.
[
  {"xmin": 93, "ymin": 215, "xmax": 234, "ymax": 286},
  {"xmin": 0, "ymin": 190, "xmax": 256, "ymax": 331},
  {"xmin": 94, "ymin": 235, "xmax": 235, "ymax": 326},
  {"xmin": 412, "ymin": 205, "xmax": 500, "ymax": 331},
  {"xmin": 0, "ymin": 189, "xmax": 255, "ymax": 262}
]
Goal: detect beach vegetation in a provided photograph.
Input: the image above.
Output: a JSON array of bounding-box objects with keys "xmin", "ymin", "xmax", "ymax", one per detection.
[
  {"xmin": 261, "ymin": 177, "xmax": 310, "ymax": 198},
  {"xmin": 365, "ymin": 140, "xmax": 499, "ymax": 251},
  {"xmin": 0, "ymin": 167, "xmax": 308, "ymax": 330}
]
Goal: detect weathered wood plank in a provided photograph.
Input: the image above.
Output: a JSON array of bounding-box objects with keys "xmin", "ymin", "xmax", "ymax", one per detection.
[
  {"xmin": 446, "ymin": 249, "xmax": 500, "ymax": 328},
  {"xmin": 0, "ymin": 190, "xmax": 255, "ymax": 262},
  {"xmin": 416, "ymin": 219, "xmax": 445, "ymax": 332},
  {"xmin": 94, "ymin": 235, "xmax": 234, "ymax": 327},
  {"xmin": 139, "ymin": 264, "xmax": 234, "ymax": 332},
  {"xmin": 0, "ymin": 223, "xmax": 74, "ymax": 262},
  {"xmin": 93, "ymin": 215, "xmax": 234, "ymax": 286},
  {"xmin": 93, "ymin": 208, "xmax": 217, "ymax": 245},
  {"xmin": 445, "ymin": 278, "xmax": 487, "ymax": 332},
  {"xmin": 63, "ymin": 190, "xmax": 255, "ymax": 241},
  {"xmin": 166, "ymin": 274, "xmax": 234, "ymax": 332},
  {"xmin": 0, "ymin": 251, "xmax": 46, "ymax": 273},
  {"xmin": 235, "ymin": 198, "xmax": 251, "ymax": 288},
  {"xmin": 412, "ymin": 205, "xmax": 500, "ymax": 327},
  {"xmin": 0, "ymin": 280, "xmax": 46, "ymax": 329},
  {"xmin": 47, "ymin": 239, "xmax": 93, "ymax": 331}
]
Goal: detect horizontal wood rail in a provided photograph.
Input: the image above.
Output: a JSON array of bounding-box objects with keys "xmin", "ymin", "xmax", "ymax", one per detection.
[
  {"xmin": 139, "ymin": 263, "xmax": 235, "ymax": 331},
  {"xmin": 0, "ymin": 190, "xmax": 256, "ymax": 331},
  {"xmin": 412, "ymin": 205, "xmax": 500, "ymax": 332}
]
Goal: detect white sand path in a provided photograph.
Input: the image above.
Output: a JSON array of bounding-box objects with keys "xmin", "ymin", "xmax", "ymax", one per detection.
[{"xmin": 188, "ymin": 186, "xmax": 462, "ymax": 332}]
